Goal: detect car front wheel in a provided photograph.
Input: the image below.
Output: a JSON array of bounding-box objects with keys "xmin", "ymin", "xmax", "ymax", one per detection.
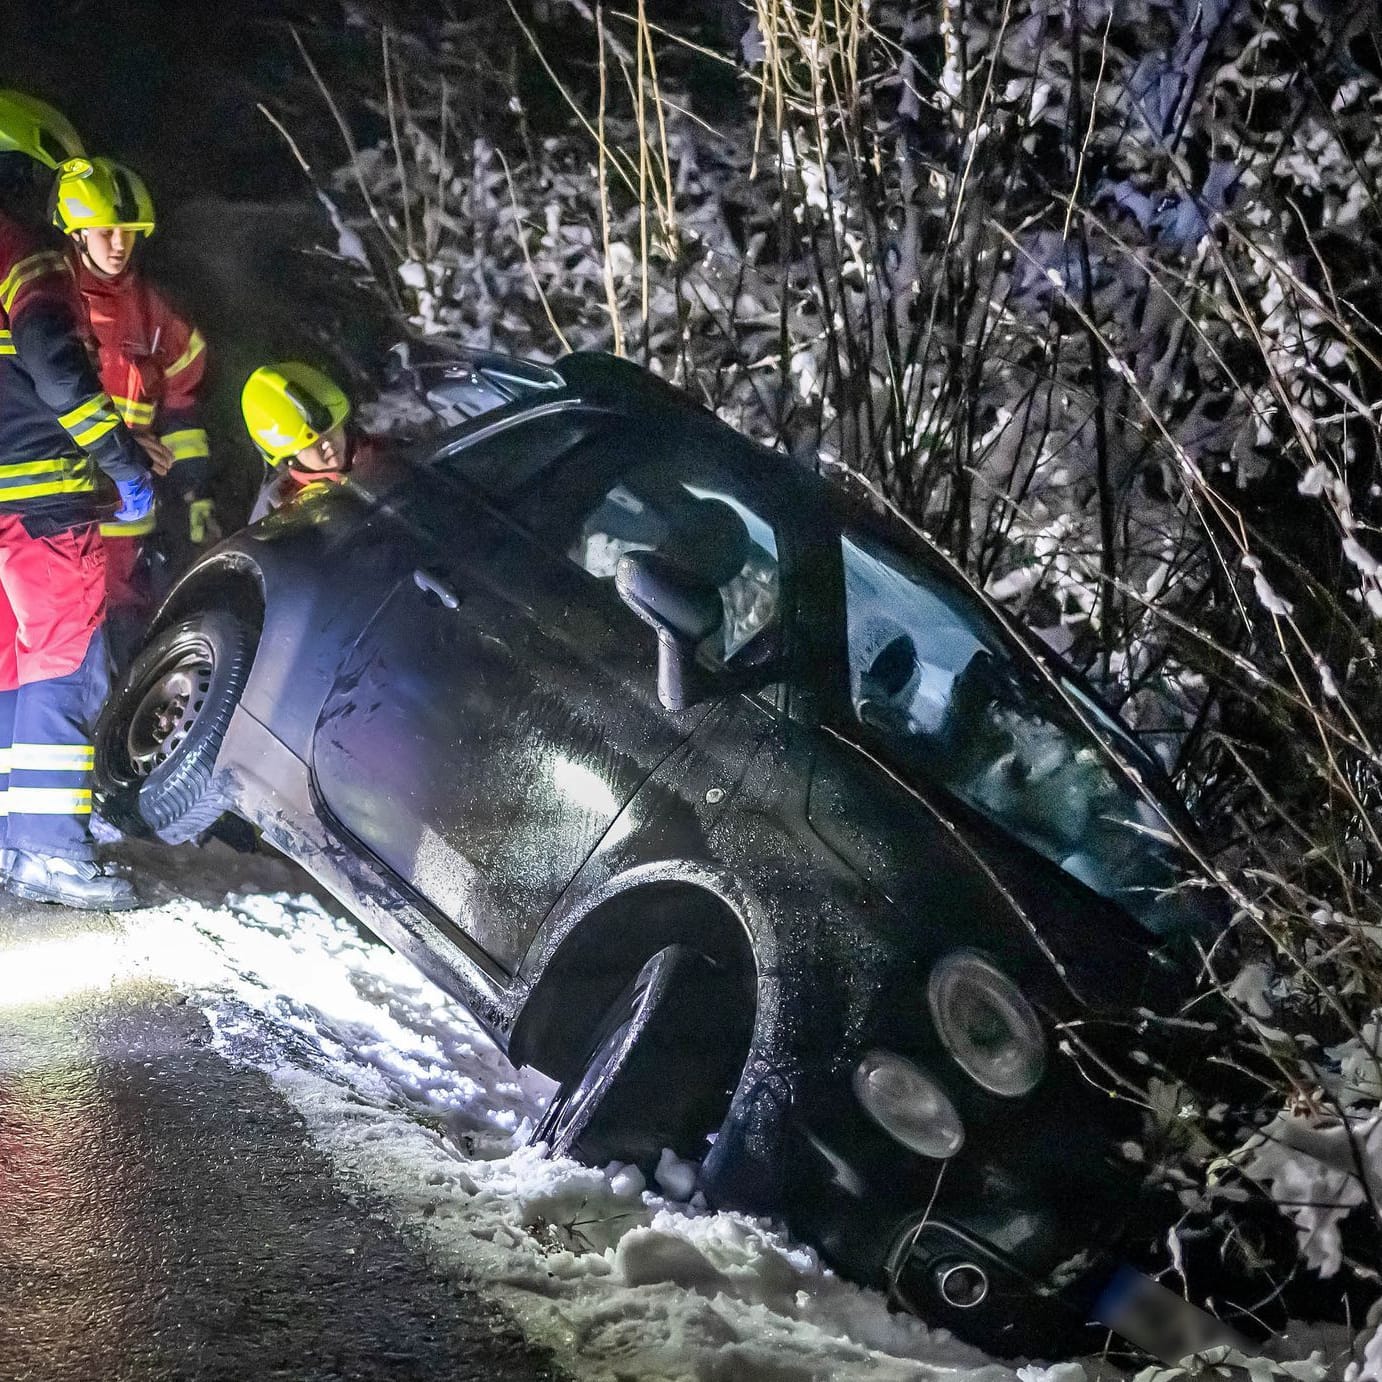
[
  {"xmin": 94, "ymin": 610, "xmax": 256, "ymax": 843},
  {"xmin": 531, "ymin": 944, "xmax": 746, "ymax": 1172}
]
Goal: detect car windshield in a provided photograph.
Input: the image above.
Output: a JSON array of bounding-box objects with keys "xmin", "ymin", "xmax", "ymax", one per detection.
[{"xmin": 839, "ymin": 528, "xmax": 1202, "ymax": 934}]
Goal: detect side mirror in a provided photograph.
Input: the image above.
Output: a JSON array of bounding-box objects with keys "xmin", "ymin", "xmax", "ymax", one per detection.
[{"xmin": 615, "ymin": 550, "xmax": 723, "ymax": 711}]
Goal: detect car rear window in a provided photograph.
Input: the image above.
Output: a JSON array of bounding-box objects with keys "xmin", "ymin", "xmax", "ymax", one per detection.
[{"xmin": 431, "ymin": 406, "xmax": 606, "ymax": 498}]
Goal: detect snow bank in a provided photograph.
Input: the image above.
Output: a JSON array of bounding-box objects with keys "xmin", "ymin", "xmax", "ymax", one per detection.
[
  {"xmin": 1237, "ymin": 1112, "xmax": 1382, "ymax": 1279},
  {"xmin": 16, "ymin": 889, "xmax": 1342, "ymax": 1379},
  {"xmin": 79, "ymin": 892, "xmax": 1036, "ymax": 1381}
]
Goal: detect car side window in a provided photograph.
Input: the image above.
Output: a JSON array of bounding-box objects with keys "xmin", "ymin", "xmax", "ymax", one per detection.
[
  {"xmin": 843, "ymin": 531, "xmax": 1121, "ymax": 845},
  {"xmin": 523, "ymin": 445, "xmax": 782, "ymax": 666}
]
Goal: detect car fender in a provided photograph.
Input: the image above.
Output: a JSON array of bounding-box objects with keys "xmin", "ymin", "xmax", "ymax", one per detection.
[
  {"xmin": 508, "ymin": 855, "xmax": 773, "ymax": 1076},
  {"xmin": 149, "ymin": 485, "xmax": 412, "ymax": 760}
]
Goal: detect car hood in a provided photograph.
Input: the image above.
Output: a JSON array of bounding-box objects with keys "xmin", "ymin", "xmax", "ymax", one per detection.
[{"xmin": 806, "ymin": 733, "xmax": 1201, "ymax": 1016}]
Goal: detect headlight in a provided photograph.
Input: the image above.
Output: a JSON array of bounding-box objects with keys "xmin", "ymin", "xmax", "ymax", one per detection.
[
  {"xmin": 927, "ymin": 952, "xmax": 1046, "ymax": 1097},
  {"xmin": 853, "ymin": 1050, "xmax": 965, "ymax": 1159}
]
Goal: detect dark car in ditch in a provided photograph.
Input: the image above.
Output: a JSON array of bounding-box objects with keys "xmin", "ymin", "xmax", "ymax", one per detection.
[{"xmin": 96, "ymin": 350, "xmax": 1228, "ymax": 1357}]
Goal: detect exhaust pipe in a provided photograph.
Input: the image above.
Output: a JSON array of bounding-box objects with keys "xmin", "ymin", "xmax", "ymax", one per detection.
[{"xmin": 936, "ymin": 1260, "xmax": 989, "ymax": 1309}]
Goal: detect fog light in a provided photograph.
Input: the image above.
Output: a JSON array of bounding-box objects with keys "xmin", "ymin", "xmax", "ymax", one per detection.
[
  {"xmin": 936, "ymin": 1259, "xmax": 989, "ymax": 1309},
  {"xmin": 852, "ymin": 1050, "xmax": 964, "ymax": 1159},
  {"xmin": 928, "ymin": 951, "xmax": 1046, "ymax": 1097}
]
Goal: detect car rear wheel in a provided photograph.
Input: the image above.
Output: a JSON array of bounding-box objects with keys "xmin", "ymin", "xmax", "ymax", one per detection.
[
  {"xmin": 531, "ymin": 944, "xmax": 746, "ymax": 1172},
  {"xmin": 94, "ymin": 611, "xmax": 256, "ymax": 844}
]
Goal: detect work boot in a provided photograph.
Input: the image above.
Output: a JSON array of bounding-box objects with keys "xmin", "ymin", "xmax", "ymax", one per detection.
[{"xmin": 5, "ymin": 852, "xmax": 138, "ymax": 911}]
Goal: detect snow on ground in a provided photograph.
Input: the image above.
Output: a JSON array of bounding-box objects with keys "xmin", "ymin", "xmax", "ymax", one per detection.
[
  {"xmin": 162, "ymin": 892, "xmax": 1062, "ymax": 1381},
  {"xmin": 2, "ymin": 882, "xmax": 1349, "ymax": 1380},
  {"xmin": 7, "ymin": 887, "xmax": 1064, "ymax": 1381}
]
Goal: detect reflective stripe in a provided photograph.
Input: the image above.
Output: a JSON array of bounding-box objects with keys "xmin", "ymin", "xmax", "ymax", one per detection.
[
  {"xmin": 58, "ymin": 392, "xmax": 116, "ymax": 431},
  {"xmin": 0, "ymin": 329, "xmax": 14, "ymax": 355},
  {"xmin": 165, "ymin": 329, "xmax": 206, "ymax": 379},
  {"xmin": 10, "ymin": 744, "xmax": 94, "ymax": 772},
  {"xmin": 57, "ymin": 393, "xmax": 121, "ymax": 450},
  {"xmin": 0, "ymin": 459, "xmax": 68, "ymax": 478},
  {"xmin": 101, "ymin": 514, "xmax": 157, "ymax": 537},
  {"xmin": 0, "ymin": 455, "xmax": 96, "ymax": 503},
  {"xmin": 5, "ymin": 787, "xmax": 92, "ymax": 816},
  {"xmin": 0, "ymin": 747, "xmax": 9, "ymax": 773},
  {"xmin": 58, "ymin": 394, "xmax": 111, "ymax": 429},
  {"xmin": 70, "ymin": 414, "xmax": 119, "ymax": 447},
  {"xmin": 0, "ymin": 479, "xmax": 94, "ymax": 502},
  {"xmin": 112, "ymin": 395, "xmax": 155, "ymax": 426},
  {"xmin": 162, "ymin": 427, "xmax": 209, "ymax": 461},
  {"xmin": 0, "ymin": 250, "xmax": 69, "ymax": 311}
]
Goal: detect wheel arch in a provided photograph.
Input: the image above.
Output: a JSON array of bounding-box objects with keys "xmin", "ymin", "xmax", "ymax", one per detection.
[
  {"xmin": 510, "ymin": 876, "xmax": 760, "ymax": 1086},
  {"xmin": 150, "ymin": 550, "xmax": 267, "ymax": 642}
]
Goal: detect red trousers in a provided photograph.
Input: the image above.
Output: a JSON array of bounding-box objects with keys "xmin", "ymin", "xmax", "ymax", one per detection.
[
  {"xmin": 0, "ymin": 514, "xmax": 109, "ymax": 859},
  {"xmin": 0, "ymin": 515, "xmax": 106, "ymax": 690}
]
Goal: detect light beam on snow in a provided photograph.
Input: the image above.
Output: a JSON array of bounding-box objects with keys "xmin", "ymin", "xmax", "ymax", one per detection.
[{"xmin": 0, "ymin": 932, "xmax": 125, "ymax": 1009}]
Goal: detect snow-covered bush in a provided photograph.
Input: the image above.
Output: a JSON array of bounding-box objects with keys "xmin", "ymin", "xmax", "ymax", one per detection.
[{"xmin": 279, "ymin": 0, "xmax": 1382, "ymax": 1350}]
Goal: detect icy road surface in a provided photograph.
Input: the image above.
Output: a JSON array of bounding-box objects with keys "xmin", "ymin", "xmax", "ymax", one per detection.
[
  {"xmin": 0, "ymin": 866, "xmax": 561, "ymax": 1381},
  {"xmin": 0, "ymin": 842, "xmax": 1120, "ymax": 1382}
]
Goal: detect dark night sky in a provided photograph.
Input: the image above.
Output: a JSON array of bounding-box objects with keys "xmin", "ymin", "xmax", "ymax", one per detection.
[{"xmin": 0, "ymin": 1, "xmax": 309, "ymax": 202}]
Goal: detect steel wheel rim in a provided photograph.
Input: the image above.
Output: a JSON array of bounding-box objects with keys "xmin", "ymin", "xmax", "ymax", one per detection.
[
  {"xmin": 125, "ymin": 647, "xmax": 214, "ymax": 777},
  {"xmin": 547, "ymin": 973, "xmax": 655, "ymax": 1150}
]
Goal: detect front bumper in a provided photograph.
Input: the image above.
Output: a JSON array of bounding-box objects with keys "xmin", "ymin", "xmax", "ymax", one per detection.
[{"xmin": 779, "ymin": 1088, "xmax": 1143, "ymax": 1356}]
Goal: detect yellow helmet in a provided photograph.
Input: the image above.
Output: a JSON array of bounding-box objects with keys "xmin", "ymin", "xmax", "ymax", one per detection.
[
  {"xmin": 242, "ymin": 362, "xmax": 352, "ymax": 462},
  {"xmin": 0, "ymin": 91, "xmax": 83, "ymax": 170},
  {"xmin": 53, "ymin": 156, "xmax": 156, "ymax": 235}
]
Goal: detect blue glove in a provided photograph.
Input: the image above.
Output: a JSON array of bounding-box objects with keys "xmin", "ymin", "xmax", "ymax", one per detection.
[{"xmin": 113, "ymin": 472, "xmax": 155, "ymax": 524}]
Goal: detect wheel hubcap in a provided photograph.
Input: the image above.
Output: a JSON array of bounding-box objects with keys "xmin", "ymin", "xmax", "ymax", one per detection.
[{"xmin": 126, "ymin": 654, "xmax": 213, "ymax": 776}]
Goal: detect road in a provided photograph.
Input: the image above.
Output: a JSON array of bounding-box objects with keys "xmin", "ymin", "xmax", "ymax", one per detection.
[{"xmin": 0, "ymin": 848, "xmax": 564, "ymax": 1382}]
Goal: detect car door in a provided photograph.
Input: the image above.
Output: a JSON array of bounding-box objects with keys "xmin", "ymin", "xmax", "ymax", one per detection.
[{"xmin": 311, "ymin": 408, "xmax": 786, "ymax": 973}]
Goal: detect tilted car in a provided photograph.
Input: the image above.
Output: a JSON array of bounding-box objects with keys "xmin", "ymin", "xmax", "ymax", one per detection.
[{"xmin": 96, "ymin": 351, "xmax": 1229, "ymax": 1357}]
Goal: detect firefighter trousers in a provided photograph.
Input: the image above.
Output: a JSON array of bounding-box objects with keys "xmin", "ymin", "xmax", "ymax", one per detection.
[{"xmin": 0, "ymin": 514, "xmax": 109, "ymax": 861}]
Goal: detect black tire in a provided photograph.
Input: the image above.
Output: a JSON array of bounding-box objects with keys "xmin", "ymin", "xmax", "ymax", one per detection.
[
  {"xmin": 94, "ymin": 611, "xmax": 256, "ymax": 844},
  {"xmin": 531, "ymin": 944, "xmax": 747, "ymax": 1171}
]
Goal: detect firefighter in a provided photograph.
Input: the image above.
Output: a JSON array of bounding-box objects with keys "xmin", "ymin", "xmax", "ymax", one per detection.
[
  {"xmin": 241, "ymin": 362, "xmax": 368, "ymax": 521},
  {"xmin": 53, "ymin": 155, "xmax": 217, "ymax": 664},
  {"xmin": 0, "ymin": 93, "xmax": 153, "ymax": 909}
]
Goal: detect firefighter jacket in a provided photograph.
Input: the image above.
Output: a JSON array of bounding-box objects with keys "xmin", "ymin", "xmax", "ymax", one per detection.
[
  {"xmin": 75, "ymin": 257, "xmax": 210, "ymax": 538},
  {"xmin": 0, "ymin": 211, "xmax": 146, "ymax": 533}
]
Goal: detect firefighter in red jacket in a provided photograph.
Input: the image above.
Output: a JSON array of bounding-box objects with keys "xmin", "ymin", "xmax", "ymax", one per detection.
[
  {"xmin": 53, "ymin": 155, "xmax": 217, "ymax": 663},
  {"xmin": 0, "ymin": 93, "xmax": 152, "ymax": 909}
]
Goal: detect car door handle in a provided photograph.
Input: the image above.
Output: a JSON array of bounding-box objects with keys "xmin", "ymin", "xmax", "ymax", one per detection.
[{"xmin": 412, "ymin": 568, "xmax": 463, "ymax": 610}]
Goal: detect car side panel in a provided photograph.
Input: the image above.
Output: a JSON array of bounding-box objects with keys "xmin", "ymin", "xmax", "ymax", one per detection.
[
  {"xmin": 511, "ymin": 696, "xmax": 903, "ymax": 1204},
  {"xmin": 210, "ymin": 701, "xmax": 517, "ymax": 1035},
  {"xmin": 310, "ymin": 465, "xmax": 705, "ymax": 973},
  {"xmin": 155, "ymin": 480, "xmax": 416, "ymax": 761}
]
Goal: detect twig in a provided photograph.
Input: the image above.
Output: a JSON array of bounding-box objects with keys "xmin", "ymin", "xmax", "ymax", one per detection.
[{"xmin": 291, "ymin": 25, "xmax": 404, "ymax": 260}]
